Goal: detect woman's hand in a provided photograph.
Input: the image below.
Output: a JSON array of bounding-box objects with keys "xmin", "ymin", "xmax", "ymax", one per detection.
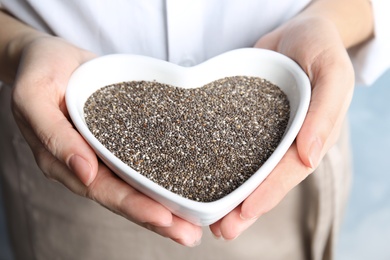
[
  {"xmin": 209, "ymin": 7, "xmax": 370, "ymax": 239},
  {"xmin": 10, "ymin": 36, "xmax": 202, "ymax": 247}
]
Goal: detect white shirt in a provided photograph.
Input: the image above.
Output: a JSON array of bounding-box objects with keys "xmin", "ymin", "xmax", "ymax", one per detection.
[{"xmin": 1, "ymin": 0, "xmax": 389, "ymax": 85}]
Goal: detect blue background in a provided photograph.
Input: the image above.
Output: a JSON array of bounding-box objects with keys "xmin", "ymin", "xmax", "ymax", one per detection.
[
  {"xmin": 337, "ymin": 69, "xmax": 390, "ymax": 260},
  {"xmin": 1, "ymin": 69, "xmax": 390, "ymax": 260}
]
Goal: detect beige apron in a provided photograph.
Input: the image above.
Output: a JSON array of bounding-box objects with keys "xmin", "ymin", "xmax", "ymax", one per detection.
[{"xmin": 0, "ymin": 84, "xmax": 352, "ymax": 260}]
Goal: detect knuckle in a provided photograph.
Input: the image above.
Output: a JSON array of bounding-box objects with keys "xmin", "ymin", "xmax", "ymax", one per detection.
[
  {"xmin": 37, "ymin": 129, "xmax": 61, "ymax": 157},
  {"xmin": 323, "ymin": 116, "xmax": 336, "ymax": 137},
  {"xmin": 33, "ymin": 147, "xmax": 56, "ymax": 179},
  {"xmin": 36, "ymin": 119, "xmax": 71, "ymax": 160},
  {"xmin": 85, "ymin": 182, "xmax": 97, "ymax": 201}
]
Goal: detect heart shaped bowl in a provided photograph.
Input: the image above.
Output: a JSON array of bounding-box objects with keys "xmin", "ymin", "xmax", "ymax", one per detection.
[{"xmin": 66, "ymin": 48, "xmax": 310, "ymax": 226}]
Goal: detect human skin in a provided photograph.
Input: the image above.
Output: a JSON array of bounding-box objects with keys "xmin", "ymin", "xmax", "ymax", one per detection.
[
  {"xmin": 0, "ymin": 0, "xmax": 373, "ymax": 246},
  {"xmin": 209, "ymin": 0, "xmax": 374, "ymax": 240}
]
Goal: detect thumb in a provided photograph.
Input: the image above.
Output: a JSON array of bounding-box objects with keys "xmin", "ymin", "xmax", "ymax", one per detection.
[
  {"xmin": 296, "ymin": 53, "xmax": 354, "ymax": 169},
  {"xmin": 12, "ymin": 80, "xmax": 98, "ymax": 186},
  {"xmin": 254, "ymin": 31, "xmax": 281, "ymax": 51},
  {"xmin": 11, "ymin": 38, "xmax": 99, "ymax": 186}
]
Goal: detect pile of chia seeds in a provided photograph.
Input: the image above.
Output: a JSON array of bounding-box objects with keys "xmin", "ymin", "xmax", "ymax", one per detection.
[{"xmin": 84, "ymin": 76, "xmax": 290, "ymax": 202}]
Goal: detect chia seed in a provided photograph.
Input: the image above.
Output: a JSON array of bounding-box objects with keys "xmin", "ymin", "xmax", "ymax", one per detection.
[{"xmin": 84, "ymin": 76, "xmax": 290, "ymax": 202}]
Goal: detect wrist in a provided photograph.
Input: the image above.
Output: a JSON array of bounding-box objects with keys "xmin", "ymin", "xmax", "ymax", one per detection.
[
  {"xmin": 297, "ymin": 0, "xmax": 374, "ymax": 48},
  {"xmin": 0, "ymin": 10, "xmax": 49, "ymax": 84}
]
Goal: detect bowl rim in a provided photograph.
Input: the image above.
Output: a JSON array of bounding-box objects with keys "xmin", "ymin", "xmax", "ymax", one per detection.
[{"xmin": 66, "ymin": 48, "xmax": 311, "ymax": 225}]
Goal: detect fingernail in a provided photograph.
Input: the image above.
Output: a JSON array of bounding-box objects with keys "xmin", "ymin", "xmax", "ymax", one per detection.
[
  {"xmin": 150, "ymin": 219, "xmax": 173, "ymax": 227},
  {"xmin": 212, "ymin": 232, "xmax": 222, "ymax": 240},
  {"xmin": 190, "ymin": 239, "xmax": 202, "ymax": 247},
  {"xmin": 217, "ymin": 215, "xmax": 258, "ymax": 241},
  {"xmin": 69, "ymin": 155, "xmax": 93, "ymax": 186},
  {"xmin": 240, "ymin": 213, "xmax": 259, "ymax": 221},
  {"xmin": 177, "ymin": 237, "xmax": 202, "ymax": 247},
  {"xmin": 308, "ymin": 137, "xmax": 322, "ymax": 169}
]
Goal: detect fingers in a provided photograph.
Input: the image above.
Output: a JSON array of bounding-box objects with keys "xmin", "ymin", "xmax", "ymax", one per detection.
[
  {"xmin": 85, "ymin": 163, "xmax": 172, "ymax": 226},
  {"xmin": 10, "ymin": 36, "xmax": 203, "ymax": 247},
  {"xmin": 35, "ymin": 106, "xmax": 97, "ymax": 186},
  {"xmin": 16, "ymin": 116, "xmax": 203, "ymax": 246},
  {"xmin": 242, "ymin": 143, "xmax": 311, "ymax": 218},
  {"xmin": 86, "ymin": 163, "xmax": 202, "ymax": 247},
  {"xmin": 213, "ymin": 57, "xmax": 354, "ymax": 238},
  {"xmin": 210, "ymin": 207, "xmax": 258, "ymax": 241},
  {"xmin": 258, "ymin": 34, "xmax": 354, "ymax": 170},
  {"xmin": 257, "ymin": 23, "xmax": 355, "ymax": 170},
  {"xmin": 13, "ymin": 91, "xmax": 203, "ymax": 247},
  {"xmin": 211, "ymin": 143, "xmax": 311, "ymax": 239},
  {"xmin": 11, "ymin": 36, "xmax": 99, "ymax": 185},
  {"xmin": 148, "ymin": 216, "xmax": 203, "ymax": 247}
]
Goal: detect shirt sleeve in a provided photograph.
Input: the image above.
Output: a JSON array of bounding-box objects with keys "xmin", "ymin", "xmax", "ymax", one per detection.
[{"xmin": 349, "ymin": 0, "xmax": 390, "ymax": 86}]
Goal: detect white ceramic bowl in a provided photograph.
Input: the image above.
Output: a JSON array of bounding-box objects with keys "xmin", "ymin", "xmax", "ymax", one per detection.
[{"xmin": 66, "ymin": 48, "xmax": 310, "ymax": 226}]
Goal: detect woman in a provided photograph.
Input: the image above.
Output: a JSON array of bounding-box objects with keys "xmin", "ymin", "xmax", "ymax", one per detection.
[{"xmin": 0, "ymin": 0, "xmax": 388, "ymax": 259}]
